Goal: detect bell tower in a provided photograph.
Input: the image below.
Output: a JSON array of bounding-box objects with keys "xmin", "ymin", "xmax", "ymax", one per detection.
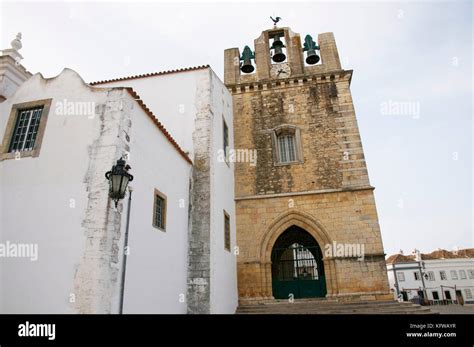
[
  {"xmin": 224, "ymin": 27, "xmax": 342, "ymax": 85},
  {"xmin": 225, "ymin": 23, "xmax": 391, "ymax": 302}
]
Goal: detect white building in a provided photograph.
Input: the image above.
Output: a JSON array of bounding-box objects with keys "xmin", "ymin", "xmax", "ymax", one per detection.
[
  {"xmin": 0, "ymin": 34, "xmax": 237, "ymax": 314},
  {"xmin": 386, "ymin": 248, "xmax": 474, "ymax": 305}
]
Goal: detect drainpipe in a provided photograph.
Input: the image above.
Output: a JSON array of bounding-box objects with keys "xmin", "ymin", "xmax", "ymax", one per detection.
[{"xmin": 119, "ymin": 186, "xmax": 133, "ymax": 314}]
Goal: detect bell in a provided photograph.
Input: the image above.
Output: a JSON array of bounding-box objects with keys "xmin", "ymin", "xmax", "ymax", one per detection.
[
  {"xmin": 240, "ymin": 45, "xmax": 255, "ymax": 74},
  {"xmin": 303, "ymin": 34, "xmax": 320, "ymax": 65},
  {"xmin": 272, "ymin": 46, "xmax": 286, "ymax": 63},
  {"xmin": 305, "ymin": 49, "xmax": 320, "ymax": 65},
  {"xmin": 240, "ymin": 58, "xmax": 254, "ymax": 73},
  {"xmin": 270, "ymin": 36, "xmax": 286, "ymax": 63}
]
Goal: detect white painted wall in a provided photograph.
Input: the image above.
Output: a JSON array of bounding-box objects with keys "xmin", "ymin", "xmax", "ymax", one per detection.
[
  {"xmin": 0, "ymin": 68, "xmax": 193, "ymax": 313},
  {"xmin": 387, "ymin": 258, "xmax": 474, "ymax": 303},
  {"xmin": 97, "ymin": 69, "xmax": 209, "ymax": 159},
  {"xmin": 122, "ymin": 92, "xmax": 192, "ymax": 314},
  {"xmin": 209, "ymin": 71, "xmax": 238, "ymax": 314},
  {"xmin": 0, "ymin": 69, "xmax": 109, "ymax": 313},
  {"xmin": 95, "ymin": 68, "xmax": 238, "ymax": 313}
]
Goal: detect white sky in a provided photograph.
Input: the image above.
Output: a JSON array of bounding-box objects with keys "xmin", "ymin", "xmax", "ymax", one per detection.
[{"xmin": 1, "ymin": 0, "xmax": 472, "ymax": 256}]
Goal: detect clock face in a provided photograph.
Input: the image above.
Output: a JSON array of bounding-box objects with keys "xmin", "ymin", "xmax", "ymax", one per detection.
[{"xmin": 271, "ymin": 62, "xmax": 291, "ymax": 79}]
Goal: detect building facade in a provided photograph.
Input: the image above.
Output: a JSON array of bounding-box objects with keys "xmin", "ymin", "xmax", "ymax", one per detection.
[
  {"xmin": 224, "ymin": 26, "xmax": 391, "ymax": 301},
  {"xmin": 386, "ymin": 249, "xmax": 474, "ymax": 305},
  {"xmin": 0, "ymin": 35, "xmax": 237, "ymax": 314}
]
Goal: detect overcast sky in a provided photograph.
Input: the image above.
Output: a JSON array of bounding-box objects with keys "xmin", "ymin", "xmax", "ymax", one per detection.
[{"xmin": 1, "ymin": 0, "xmax": 472, "ymax": 256}]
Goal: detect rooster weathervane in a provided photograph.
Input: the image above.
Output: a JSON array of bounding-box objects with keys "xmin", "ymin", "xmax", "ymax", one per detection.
[{"xmin": 270, "ymin": 16, "xmax": 282, "ymax": 27}]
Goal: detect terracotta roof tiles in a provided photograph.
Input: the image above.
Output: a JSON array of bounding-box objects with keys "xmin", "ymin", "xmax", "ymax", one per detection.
[
  {"xmin": 90, "ymin": 65, "xmax": 210, "ymax": 85},
  {"xmin": 386, "ymin": 248, "xmax": 474, "ymax": 264}
]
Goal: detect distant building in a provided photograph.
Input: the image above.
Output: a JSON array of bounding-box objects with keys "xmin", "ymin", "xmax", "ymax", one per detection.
[{"xmin": 386, "ymin": 249, "xmax": 474, "ymax": 305}]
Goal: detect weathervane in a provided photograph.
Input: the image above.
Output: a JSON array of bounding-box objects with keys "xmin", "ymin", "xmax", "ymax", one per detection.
[{"xmin": 270, "ymin": 16, "xmax": 282, "ymax": 28}]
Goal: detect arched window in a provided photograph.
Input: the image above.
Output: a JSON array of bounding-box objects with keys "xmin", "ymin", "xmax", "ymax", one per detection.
[
  {"xmin": 278, "ymin": 134, "xmax": 296, "ymax": 162},
  {"xmin": 271, "ymin": 125, "xmax": 303, "ymax": 165}
]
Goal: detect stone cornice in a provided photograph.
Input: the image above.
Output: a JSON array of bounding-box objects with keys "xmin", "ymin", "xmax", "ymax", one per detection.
[
  {"xmin": 235, "ymin": 185, "xmax": 375, "ymax": 201},
  {"xmin": 226, "ymin": 69, "xmax": 353, "ymax": 95}
]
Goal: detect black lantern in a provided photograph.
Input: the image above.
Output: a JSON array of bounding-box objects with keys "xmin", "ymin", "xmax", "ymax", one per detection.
[{"xmin": 105, "ymin": 158, "xmax": 133, "ymax": 207}]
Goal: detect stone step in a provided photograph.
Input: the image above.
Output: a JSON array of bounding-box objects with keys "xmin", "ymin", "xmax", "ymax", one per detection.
[
  {"xmin": 240, "ymin": 299, "xmax": 402, "ymax": 306},
  {"xmin": 237, "ymin": 301, "xmax": 409, "ymax": 311},
  {"xmin": 236, "ymin": 300, "xmax": 435, "ymax": 314},
  {"xmin": 237, "ymin": 307, "xmax": 429, "ymax": 314},
  {"xmin": 237, "ymin": 308, "xmax": 433, "ymax": 314}
]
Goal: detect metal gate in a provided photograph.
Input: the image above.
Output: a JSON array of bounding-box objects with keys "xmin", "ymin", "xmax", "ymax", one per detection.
[{"xmin": 271, "ymin": 244, "xmax": 327, "ymax": 299}]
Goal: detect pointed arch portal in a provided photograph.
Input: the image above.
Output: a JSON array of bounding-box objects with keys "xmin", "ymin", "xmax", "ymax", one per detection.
[{"xmin": 271, "ymin": 226, "xmax": 327, "ymax": 299}]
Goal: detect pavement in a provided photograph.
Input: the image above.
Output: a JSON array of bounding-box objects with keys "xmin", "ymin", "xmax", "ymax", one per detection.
[{"xmin": 427, "ymin": 304, "xmax": 474, "ymax": 314}]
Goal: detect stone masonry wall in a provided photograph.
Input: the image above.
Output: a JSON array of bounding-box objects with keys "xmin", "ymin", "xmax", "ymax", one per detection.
[
  {"xmin": 232, "ymin": 73, "xmax": 370, "ymax": 198},
  {"xmin": 235, "ymin": 189, "xmax": 390, "ymax": 299},
  {"xmin": 73, "ymin": 89, "xmax": 132, "ymax": 313},
  {"xmin": 187, "ymin": 70, "xmax": 212, "ymax": 313}
]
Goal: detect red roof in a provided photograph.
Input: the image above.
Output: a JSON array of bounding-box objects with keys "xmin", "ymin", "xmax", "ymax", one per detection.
[
  {"xmin": 90, "ymin": 65, "xmax": 210, "ymax": 85},
  {"xmin": 386, "ymin": 248, "xmax": 474, "ymax": 264},
  {"xmin": 125, "ymin": 88, "xmax": 192, "ymax": 165}
]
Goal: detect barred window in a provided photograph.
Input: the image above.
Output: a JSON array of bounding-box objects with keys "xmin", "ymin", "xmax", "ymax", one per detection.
[
  {"xmin": 9, "ymin": 107, "xmax": 43, "ymax": 152},
  {"xmin": 271, "ymin": 125, "xmax": 302, "ymax": 165},
  {"xmin": 459, "ymin": 270, "xmax": 467, "ymax": 279},
  {"xmin": 465, "ymin": 289, "xmax": 472, "ymax": 299},
  {"xmin": 1, "ymin": 99, "xmax": 51, "ymax": 160},
  {"xmin": 153, "ymin": 190, "xmax": 166, "ymax": 231},
  {"xmin": 278, "ymin": 134, "xmax": 296, "ymax": 163},
  {"xmin": 428, "ymin": 271, "xmax": 435, "ymax": 281}
]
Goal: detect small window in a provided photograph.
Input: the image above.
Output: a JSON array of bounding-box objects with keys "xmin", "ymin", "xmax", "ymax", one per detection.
[
  {"xmin": 152, "ymin": 189, "xmax": 167, "ymax": 231},
  {"xmin": 278, "ymin": 134, "xmax": 296, "ymax": 163},
  {"xmin": 444, "ymin": 290, "xmax": 452, "ymax": 300},
  {"xmin": 414, "ymin": 271, "xmax": 421, "ymax": 281},
  {"xmin": 397, "ymin": 272, "xmax": 405, "ymax": 282},
  {"xmin": 465, "ymin": 289, "xmax": 472, "ymax": 299},
  {"xmin": 271, "ymin": 125, "xmax": 302, "ymax": 165},
  {"xmin": 440, "ymin": 271, "xmax": 447, "ymax": 280},
  {"xmin": 468, "ymin": 270, "xmax": 474, "ymax": 279},
  {"xmin": 450, "ymin": 270, "xmax": 458, "ymax": 280},
  {"xmin": 224, "ymin": 210, "xmax": 230, "ymax": 251},
  {"xmin": 223, "ymin": 119, "xmax": 229, "ymax": 163},
  {"xmin": 0, "ymin": 99, "xmax": 52, "ymax": 160},
  {"xmin": 459, "ymin": 270, "xmax": 466, "ymax": 279},
  {"xmin": 432, "ymin": 291, "xmax": 439, "ymax": 300},
  {"xmin": 428, "ymin": 271, "xmax": 435, "ymax": 281}
]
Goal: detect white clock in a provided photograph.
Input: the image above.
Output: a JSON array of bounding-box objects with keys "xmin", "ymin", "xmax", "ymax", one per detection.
[{"xmin": 270, "ymin": 62, "xmax": 291, "ymax": 79}]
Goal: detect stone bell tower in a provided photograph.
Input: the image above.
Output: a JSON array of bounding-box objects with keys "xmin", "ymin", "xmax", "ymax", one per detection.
[{"xmin": 224, "ymin": 25, "xmax": 391, "ymax": 302}]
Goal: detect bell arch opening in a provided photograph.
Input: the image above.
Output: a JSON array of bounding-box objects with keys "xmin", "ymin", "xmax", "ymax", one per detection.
[{"xmin": 271, "ymin": 225, "xmax": 327, "ymax": 299}]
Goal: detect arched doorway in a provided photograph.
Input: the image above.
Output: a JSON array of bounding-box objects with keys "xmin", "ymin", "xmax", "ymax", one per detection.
[{"xmin": 271, "ymin": 225, "xmax": 327, "ymax": 299}]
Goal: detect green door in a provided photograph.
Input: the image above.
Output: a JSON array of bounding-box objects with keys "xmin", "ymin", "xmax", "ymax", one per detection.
[{"xmin": 272, "ymin": 244, "xmax": 327, "ymax": 299}]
